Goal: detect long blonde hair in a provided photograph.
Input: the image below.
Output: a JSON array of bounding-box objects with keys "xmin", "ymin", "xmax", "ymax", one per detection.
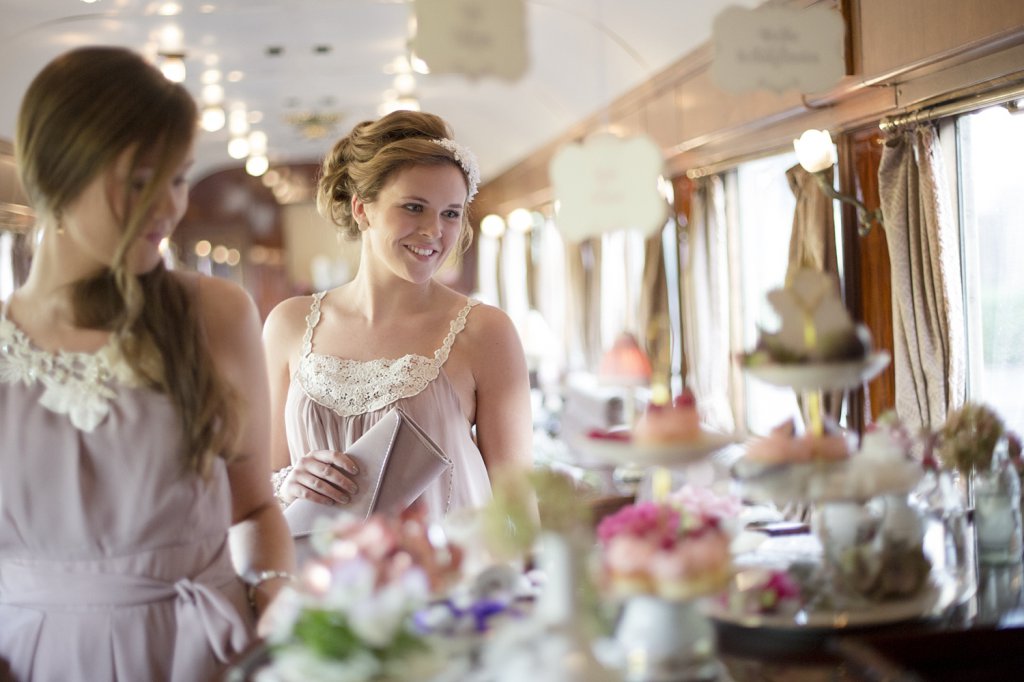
[{"xmin": 16, "ymin": 46, "xmax": 238, "ymax": 476}]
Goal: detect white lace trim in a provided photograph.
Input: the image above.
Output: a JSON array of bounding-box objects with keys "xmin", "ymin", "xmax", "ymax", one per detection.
[
  {"xmin": 0, "ymin": 313, "xmax": 138, "ymax": 432},
  {"xmin": 297, "ymin": 296, "xmax": 479, "ymax": 417}
]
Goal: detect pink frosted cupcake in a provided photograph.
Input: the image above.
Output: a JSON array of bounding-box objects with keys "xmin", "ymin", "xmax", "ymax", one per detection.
[
  {"xmin": 634, "ymin": 390, "xmax": 702, "ymax": 444},
  {"xmin": 744, "ymin": 419, "xmax": 848, "ymax": 466}
]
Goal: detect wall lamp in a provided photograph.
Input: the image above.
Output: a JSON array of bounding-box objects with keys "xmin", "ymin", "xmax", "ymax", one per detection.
[{"xmin": 793, "ymin": 129, "xmax": 884, "ymax": 236}]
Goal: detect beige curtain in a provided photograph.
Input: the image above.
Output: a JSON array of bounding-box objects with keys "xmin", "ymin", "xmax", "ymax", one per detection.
[
  {"xmin": 564, "ymin": 238, "xmax": 604, "ymax": 372},
  {"xmin": 638, "ymin": 224, "xmax": 672, "ymax": 390},
  {"xmin": 682, "ymin": 176, "xmax": 736, "ymax": 431},
  {"xmin": 785, "ymin": 165, "xmax": 840, "ymax": 290},
  {"xmin": 786, "ymin": 164, "xmax": 843, "ymax": 422},
  {"xmin": 878, "ymin": 125, "xmax": 965, "ymax": 432}
]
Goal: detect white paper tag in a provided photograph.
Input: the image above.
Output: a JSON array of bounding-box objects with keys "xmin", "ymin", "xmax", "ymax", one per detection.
[
  {"xmin": 711, "ymin": 6, "xmax": 845, "ymax": 94},
  {"xmin": 411, "ymin": 0, "xmax": 528, "ymax": 81},
  {"xmin": 548, "ymin": 133, "xmax": 666, "ymax": 241}
]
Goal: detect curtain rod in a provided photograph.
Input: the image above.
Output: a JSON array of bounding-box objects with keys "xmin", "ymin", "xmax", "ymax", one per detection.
[{"xmin": 879, "ymin": 78, "xmax": 1024, "ymax": 133}]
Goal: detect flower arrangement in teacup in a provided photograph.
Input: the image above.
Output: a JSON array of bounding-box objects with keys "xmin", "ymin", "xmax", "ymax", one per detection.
[
  {"xmin": 596, "ymin": 485, "xmax": 739, "ymax": 600},
  {"xmin": 257, "ymin": 507, "xmax": 464, "ymax": 682},
  {"xmin": 936, "ymin": 401, "xmax": 1005, "ymax": 477},
  {"xmin": 721, "ymin": 567, "xmax": 802, "ymax": 617}
]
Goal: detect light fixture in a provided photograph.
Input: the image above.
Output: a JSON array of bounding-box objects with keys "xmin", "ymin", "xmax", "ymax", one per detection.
[
  {"xmin": 393, "ymin": 72, "xmax": 416, "ymax": 95},
  {"xmin": 201, "ymin": 83, "xmax": 223, "ymax": 104},
  {"xmin": 507, "ymin": 208, "xmax": 533, "ymax": 234},
  {"xmin": 157, "ymin": 2, "xmax": 182, "ymax": 16},
  {"xmin": 158, "ymin": 53, "xmax": 186, "ymax": 83},
  {"xmin": 248, "ymin": 130, "xmax": 268, "ymax": 156},
  {"xmin": 377, "ymin": 96, "xmax": 420, "ymax": 116},
  {"xmin": 793, "ymin": 129, "xmax": 884, "ymax": 236},
  {"xmin": 245, "ymin": 155, "xmax": 269, "ymax": 177},
  {"xmin": 480, "ymin": 214, "xmax": 506, "ymax": 238},
  {"xmin": 228, "ymin": 107, "xmax": 249, "ymax": 136},
  {"xmin": 227, "ymin": 137, "xmax": 249, "ymax": 159},
  {"xmin": 200, "ymin": 105, "xmax": 225, "ymax": 132}
]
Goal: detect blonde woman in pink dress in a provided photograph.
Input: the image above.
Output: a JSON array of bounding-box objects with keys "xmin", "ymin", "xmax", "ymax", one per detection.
[
  {"xmin": 264, "ymin": 111, "xmax": 533, "ymax": 525},
  {"xmin": 0, "ymin": 47, "xmax": 295, "ymax": 681}
]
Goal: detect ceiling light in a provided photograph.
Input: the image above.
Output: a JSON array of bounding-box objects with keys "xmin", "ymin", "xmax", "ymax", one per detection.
[
  {"xmin": 226, "ymin": 248, "xmax": 241, "ymax": 267},
  {"xmin": 409, "ymin": 52, "xmax": 430, "ymax": 75},
  {"xmin": 194, "ymin": 240, "xmax": 212, "ymax": 257},
  {"xmin": 211, "ymin": 245, "xmax": 229, "ymax": 264},
  {"xmin": 228, "ymin": 107, "xmax": 249, "ymax": 136},
  {"xmin": 393, "ymin": 73, "xmax": 416, "ymax": 95},
  {"xmin": 158, "ymin": 54, "xmax": 186, "ymax": 83},
  {"xmin": 226, "ymin": 70, "xmax": 244, "ymax": 82},
  {"xmin": 200, "ymin": 106, "xmax": 225, "ymax": 132},
  {"xmin": 227, "ymin": 137, "xmax": 249, "ymax": 159},
  {"xmin": 201, "ymin": 83, "xmax": 224, "ymax": 104},
  {"xmin": 248, "ymin": 130, "xmax": 268, "ymax": 156},
  {"xmin": 200, "ymin": 68, "xmax": 221, "ymax": 85},
  {"xmin": 378, "ymin": 96, "xmax": 420, "ymax": 116},
  {"xmin": 199, "ymin": 4, "xmax": 216, "ymax": 13},
  {"xmin": 245, "ymin": 155, "xmax": 269, "ymax": 177},
  {"xmin": 480, "ymin": 214, "xmax": 506, "ymax": 238},
  {"xmin": 248, "ymin": 111, "xmax": 264, "ymax": 124},
  {"xmin": 157, "ymin": 3, "xmax": 182, "ymax": 16},
  {"xmin": 507, "ymin": 208, "xmax": 533, "ymax": 233},
  {"xmin": 159, "ymin": 25, "xmax": 183, "ymax": 51},
  {"xmin": 285, "ymin": 111, "xmax": 343, "ymax": 140}
]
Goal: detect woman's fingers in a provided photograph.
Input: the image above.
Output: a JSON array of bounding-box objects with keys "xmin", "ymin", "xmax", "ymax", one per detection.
[{"xmin": 288, "ymin": 450, "xmax": 359, "ymax": 505}]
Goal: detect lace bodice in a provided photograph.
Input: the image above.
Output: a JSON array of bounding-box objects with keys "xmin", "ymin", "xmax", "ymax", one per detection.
[
  {"xmin": 296, "ymin": 292, "xmax": 479, "ymax": 417},
  {"xmin": 0, "ymin": 306, "xmax": 137, "ymax": 432}
]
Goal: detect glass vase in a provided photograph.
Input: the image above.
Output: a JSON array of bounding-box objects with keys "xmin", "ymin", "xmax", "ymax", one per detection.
[{"xmin": 972, "ymin": 445, "xmax": 1023, "ymax": 566}]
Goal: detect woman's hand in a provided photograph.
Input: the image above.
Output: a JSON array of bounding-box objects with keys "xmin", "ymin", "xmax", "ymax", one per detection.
[{"xmin": 279, "ymin": 450, "xmax": 359, "ymax": 506}]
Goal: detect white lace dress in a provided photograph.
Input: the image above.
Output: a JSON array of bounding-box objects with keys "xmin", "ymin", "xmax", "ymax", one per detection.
[
  {"xmin": 283, "ymin": 293, "xmax": 492, "ymax": 524},
  {"xmin": 0, "ymin": 304, "xmax": 253, "ymax": 682}
]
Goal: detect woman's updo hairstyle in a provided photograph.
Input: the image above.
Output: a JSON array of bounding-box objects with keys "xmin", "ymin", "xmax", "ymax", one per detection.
[{"xmin": 316, "ymin": 110, "xmax": 475, "ymax": 254}]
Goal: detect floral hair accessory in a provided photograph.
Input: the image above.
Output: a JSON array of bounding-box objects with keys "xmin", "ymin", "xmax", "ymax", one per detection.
[{"xmin": 431, "ymin": 138, "xmax": 480, "ymax": 203}]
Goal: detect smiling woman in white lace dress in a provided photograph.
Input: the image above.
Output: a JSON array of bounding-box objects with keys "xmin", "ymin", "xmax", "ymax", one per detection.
[
  {"xmin": 263, "ymin": 111, "xmax": 533, "ymax": 527},
  {"xmin": 0, "ymin": 47, "xmax": 295, "ymax": 681}
]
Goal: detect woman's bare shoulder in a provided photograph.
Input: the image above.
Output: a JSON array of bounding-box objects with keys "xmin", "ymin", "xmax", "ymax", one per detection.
[
  {"xmin": 170, "ymin": 271, "xmax": 258, "ymax": 334},
  {"xmin": 461, "ymin": 299, "xmax": 523, "ymax": 355}
]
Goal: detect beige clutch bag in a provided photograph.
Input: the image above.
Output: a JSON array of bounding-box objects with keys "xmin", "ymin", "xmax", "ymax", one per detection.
[{"xmin": 284, "ymin": 407, "xmax": 451, "ymax": 537}]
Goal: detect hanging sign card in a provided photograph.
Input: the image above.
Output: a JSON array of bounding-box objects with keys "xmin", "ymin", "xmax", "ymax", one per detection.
[
  {"xmin": 548, "ymin": 132, "xmax": 665, "ymax": 241},
  {"xmin": 411, "ymin": 0, "xmax": 528, "ymax": 81},
  {"xmin": 711, "ymin": 6, "xmax": 845, "ymax": 94}
]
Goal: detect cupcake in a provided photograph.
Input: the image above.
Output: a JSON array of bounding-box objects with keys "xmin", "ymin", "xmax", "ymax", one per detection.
[{"xmin": 634, "ymin": 390, "xmax": 702, "ymax": 444}]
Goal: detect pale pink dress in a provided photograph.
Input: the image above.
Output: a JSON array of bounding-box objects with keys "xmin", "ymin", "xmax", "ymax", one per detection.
[
  {"xmin": 283, "ymin": 293, "xmax": 492, "ymax": 525},
  {"xmin": 0, "ymin": 305, "xmax": 253, "ymax": 682}
]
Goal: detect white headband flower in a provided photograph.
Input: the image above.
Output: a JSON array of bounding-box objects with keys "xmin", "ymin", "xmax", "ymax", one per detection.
[{"xmin": 431, "ymin": 138, "xmax": 480, "ymax": 202}]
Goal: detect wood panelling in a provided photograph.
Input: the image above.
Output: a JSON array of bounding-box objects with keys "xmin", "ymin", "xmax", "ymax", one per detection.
[
  {"xmin": 842, "ymin": 128, "xmax": 894, "ymax": 426},
  {"xmin": 645, "ymin": 89, "xmax": 678, "ymax": 152},
  {"xmin": 675, "ymin": 68, "xmax": 805, "ymax": 147},
  {"xmin": 480, "ymin": 0, "xmax": 1024, "ymax": 206},
  {"xmin": 855, "ymin": 0, "xmax": 1024, "ymax": 79}
]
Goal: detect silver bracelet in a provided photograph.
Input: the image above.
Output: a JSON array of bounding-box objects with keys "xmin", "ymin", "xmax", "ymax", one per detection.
[
  {"xmin": 270, "ymin": 465, "xmax": 293, "ymax": 507},
  {"xmin": 245, "ymin": 569, "xmax": 298, "ymax": 610}
]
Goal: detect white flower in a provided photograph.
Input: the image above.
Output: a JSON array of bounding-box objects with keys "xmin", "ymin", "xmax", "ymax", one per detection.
[
  {"xmin": 793, "ymin": 129, "xmax": 837, "ymax": 173},
  {"xmin": 260, "ymin": 646, "xmax": 381, "ymax": 682},
  {"xmin": 347, "ymin": 573, "xmax": 426, "ymax": 647}
]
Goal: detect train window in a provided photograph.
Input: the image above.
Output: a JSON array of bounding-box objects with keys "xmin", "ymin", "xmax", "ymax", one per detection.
[
  {"xmin": 733, "ymin": 151, "xmax": 804, "ymax": 435},
  {"xmin": 957, "ymin": 105, "xmax": 1024, "ymax": 430}
]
